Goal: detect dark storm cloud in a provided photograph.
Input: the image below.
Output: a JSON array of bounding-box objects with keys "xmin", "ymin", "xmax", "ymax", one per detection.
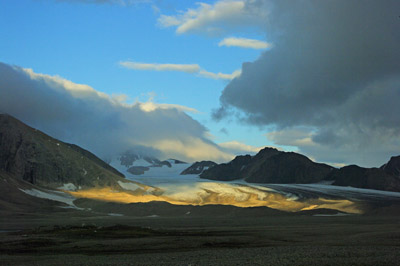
[
  {"xmin": 216, "ymin": 0, "xmax": 400, "ymax": 166},
  {"xmin": 0, "ymin": 62, "xmax": 232, "ymax": 162}
]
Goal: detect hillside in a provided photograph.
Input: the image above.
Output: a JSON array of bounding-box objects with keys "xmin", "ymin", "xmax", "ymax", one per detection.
[
  {"xmin": 0, "ymin": 114, "xmax": 126, "ymax": 189},
  {"xmin": 180, "ymin": 160, "xmax": 217, "ymax": 175},
  {"xmin": 328, "ymin": 165, "xmax": 400, "ymax": 192},
  {"xmin": 200, "ymin": 147, "xmax": 333, "ymax": 184}
]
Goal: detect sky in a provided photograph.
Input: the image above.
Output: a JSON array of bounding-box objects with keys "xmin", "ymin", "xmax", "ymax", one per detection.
[{"xmin": 0, "ymin": 0, "xmax": 399, "ymax": 167}]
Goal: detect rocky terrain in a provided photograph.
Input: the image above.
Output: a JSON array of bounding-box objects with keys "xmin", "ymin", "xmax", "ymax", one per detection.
[
  {"xmin": 199, "ymin": 147, "xmax": 334, "ymax": 183},
  {"xmin": 180, "ymin": 160, "xmax": 217, "ymax": 175},
  {"xmin": 0, "ymin": 114, "xmax": 127, "ymax": 189},
  {"xmin": 381, "ymin": 155, "xmax": 400, "ymax": 176}
]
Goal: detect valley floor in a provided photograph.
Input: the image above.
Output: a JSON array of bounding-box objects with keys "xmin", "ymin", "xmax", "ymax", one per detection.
[{"xmin": 1, "ymin": 209, "xmax": 400, "ymax": 266}]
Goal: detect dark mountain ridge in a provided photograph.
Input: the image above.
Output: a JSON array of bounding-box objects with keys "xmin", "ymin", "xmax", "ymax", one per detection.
[
  {"xmin": 200, "ymin": 147, "xmax": 334, "ymax": 184},
  {"xmin": 328, "ymin": 165, "xmax": 400, "ymax": 192},
  {"xmin": 196, "ymin": 147, "xmax": 400, "ymax": 192},
  {"xmin": 0, "ymin": 114, "xmax": 125, "ymax": 189},
  {"xmin": 180, "ymin": 161, "xmax": 217, "ymax": 175},
  {"xmin": 380, "ymin": 156, "xmax": 400, "ymax": 177}
]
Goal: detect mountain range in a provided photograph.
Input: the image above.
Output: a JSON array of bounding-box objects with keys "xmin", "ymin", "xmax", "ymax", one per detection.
[
  {"xmin": 1, "ymin": 113, "xmax": 400, "ymax": 196},
  {"xmin": 185, "ymin": 148, "xmax": 400, "ymax": 192}
]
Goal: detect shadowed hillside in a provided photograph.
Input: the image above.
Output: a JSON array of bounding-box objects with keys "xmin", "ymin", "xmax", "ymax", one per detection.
[{"xmin": 0, "ymin": 114, "xmax": 125, "ymax": 189}]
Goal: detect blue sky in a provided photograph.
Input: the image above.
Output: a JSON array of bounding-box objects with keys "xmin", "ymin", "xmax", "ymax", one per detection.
[{"xmin": 0, "ymin": 0, "xmax": 273, "ymax": 149}]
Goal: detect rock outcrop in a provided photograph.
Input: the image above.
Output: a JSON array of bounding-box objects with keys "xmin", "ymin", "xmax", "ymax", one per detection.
[{"xmin": 180, "ymin": 161, "xmax": 217, "ymax": 175}]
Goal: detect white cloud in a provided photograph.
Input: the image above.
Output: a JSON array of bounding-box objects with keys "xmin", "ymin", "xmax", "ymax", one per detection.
[
  {"xmin": 158, "ymin": 0, "xmax": 268, "ymax": 35},
  {"xmin": 218, "ymin": 140, "xmax": 264, "ymax": 155},
  {"xmin": 266, "ymin": 129, "xmax": 315, "ymax": 148},
  {"xmin": 138, "ymin": 101, "xmax": 198, "ymax": 113},
  {"xmin": 154, "ymin": 138, "xmax": 234, "ymax": 163},
  {"xmin": 0, "ymin": 62, "xmax": 233, "ymax": 163},
  {"xmin": 218, "ymin": 37, "xmax": 272, "ymax": 49},
  {"xmin": 119, "ymin": 61, "xmax": 200, "ymax": 73},
  {"xmin": 120, "ymin": 60, "xmax": 241, "ymax": 80},
  {"xmin": 198, "ymin": 69, "xmax": 241, "ymax": 80}
]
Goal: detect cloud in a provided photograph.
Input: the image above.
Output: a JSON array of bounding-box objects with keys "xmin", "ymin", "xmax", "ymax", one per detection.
[
  {"xmin": 219, "ymin": 127, "xmax": 229, "ymax": 135},
  {"xmin": 198, "ymin": 69, "xmax": 241, "ymax": 80},
  {"xmin": 215, "ymin": 0, "xmax": 400, "ymax": 167},
  {"xmin": 0, "ymin": 62, "xmax": 233, "ymax": 163},
  {"xmin": 119, "ymin": 61, "xmax": 200, "ymax": 74},
  {"xmin": 218, "ymin": 141, "xmax": 263, "ymax": 155},
  {"xmin": 158, "ymin": 0, "xmax": 269, "ymax": 35},
  {"xmin": 266, "ymin": 129, "xmax": 314, "ymax": 148},
  {"xmin": 120, "ymin": 60, "xmax": 241, "ymax": 80},
  {"xmin": 266, "ymin": 127, "xmax": 400, "ymax": 168},
  {"xmin": 218, "ymin": 37, "xmax": 272, "ymax": 49}
]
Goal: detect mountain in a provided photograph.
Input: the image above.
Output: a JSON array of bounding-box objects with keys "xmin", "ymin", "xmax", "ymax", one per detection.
[
  {"xmin": 200, "ymin": 147, "xmax": 334, "ymax": 183},
  {"xmin": 180, "ymin": 161, "xmax": 217, "ymax": 175},
  {"xmin": 198, "ymin": 146, "xmax": 400, "ymax": 192},
  {"xmin": 109, "ymin": 151, "xmax": 188, "ymax": 177},
  {"xmin": 245, "ymin": 151, "xmax": 334, "ymax": 184},
  {"xmin": 0, "ymin": 114, "xmax": 126, "ymax": 189},
  {"xmin": 199, "ymin": 155, "xmax": 252, "ymax": 181},
  {"xmin": 381, "ymin": 156, "xmax": 400, "ymax": 177},
  {"xmin": 328, "ymin": 164, "xmax": 400, "ymax": 192},
  {"xmin": 0, "ymin": 169, "xmax": 64, "ymax": 215}
]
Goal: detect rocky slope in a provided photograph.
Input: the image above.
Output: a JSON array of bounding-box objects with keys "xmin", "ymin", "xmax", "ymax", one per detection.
[
  {"xmin": 200, "ymin": 147, "xmax": 333, "ymax": 183},
  {"xmin": 180, "ymin": 161, "xmax": 217, "ymax": 175},
  {"xmin": 381, "ymin": 156, "xmax": 400, "ymax": 177},
  {"xmin": 0, "ymin": 114, "xmax": 126, "ymax": 189},
  {"xmin": 199, "ymin": 155, "xmax": 252, "ymax": 181},
  {"xmin": 328, "ymin": 165, "xmax": 400, "ymax": 192}
]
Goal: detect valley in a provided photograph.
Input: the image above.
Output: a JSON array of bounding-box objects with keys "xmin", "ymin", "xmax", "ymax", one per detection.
[{"xmin": 1, "ymin": 114, "xmax": 400, "ymax": 265}]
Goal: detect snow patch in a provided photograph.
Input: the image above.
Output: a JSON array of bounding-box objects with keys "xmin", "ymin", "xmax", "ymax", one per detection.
[
  {"xmin": 132, "ymin": 158, "xmax": 152, "ymax": 167},
  {"xmin": 58, "ymin": 183, "xmax": 77, "ymax": 191},
  {"xmin": 117, "ymin": 181, "xmax": 142, "ymax": 191},
  {"xmin": 19, "ymin": 188, "xmax": 82, "ymax": 209},
  {"xmin": 108, "ymin": 213, "xmax": 124, "ymax": 217}
]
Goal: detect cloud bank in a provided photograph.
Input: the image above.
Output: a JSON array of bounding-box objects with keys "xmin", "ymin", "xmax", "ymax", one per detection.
[
  {"xmin": 218, "ymin": 37, "xmax": 272, "ymax": 50},
  {"xmin": 0, "ymin": 62, "xmax": 234, "ymax": 163},
  {"xmin": 214, "ymin": 0, "xmax": 400, "ymax": 167},
  {"xmin": 120, "ymin": 60, "xmax": 241, "ymax": 80}
]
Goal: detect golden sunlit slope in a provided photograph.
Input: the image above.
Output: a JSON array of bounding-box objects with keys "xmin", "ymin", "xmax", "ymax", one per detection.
[{"xmin": 68, "ymin": 182, "xmax": 362, "ymax": 214}]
